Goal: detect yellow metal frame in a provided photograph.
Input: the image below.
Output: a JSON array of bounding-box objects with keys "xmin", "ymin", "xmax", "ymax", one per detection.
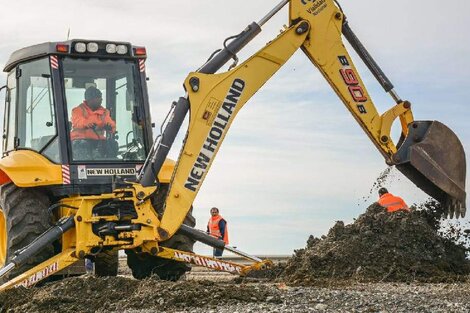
[
  {"xmin": 0, "ymin": 184, "xmax": 162, "ymax": 291},
  {"xmin": 159, "ymin": 20, "xmax": 309, "ymax": 240},
  {"xmin": 158, "ymin": 159, "xmax": 177, "ymax": 184},
  {"xmin": 0, "ymin": 150, "xmax": 175, "ymax": 187},
  {"xmin": 0, "ymin": 0, "xmax": 422, "ymax": 291},
  {"xmin": 0, "ymin": 245, "xmax": 272, "ymax": 291},
  {"xmin": 380, "ymin": 102, "xmax": 413, "ymax": 145},
  {"xmin": 158, "ymin": 0, "xmax": 415, "ymax": 240},
  {"xmin": 60, "ymin": 183, "xmax": 160, "ymax": 255},
  {"xmin": 156, "ymin": 247, "xmax": 273, "ymax": 276},
  {"xmin": 0, "ymin": 150, "xmax": 63, "ymax": 187},
  {"xmin": 289, "ymin": 0, "xmax": 414, "ymax": 156},
  {"xmin": 0, "ymin": 249, "xmax": 79, "ymax": 290},
  {"xmin": 0, "ymin": 180, "xmax": 271, "ymax": 290}
]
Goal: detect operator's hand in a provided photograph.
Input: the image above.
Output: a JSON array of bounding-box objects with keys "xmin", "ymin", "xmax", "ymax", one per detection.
[
  {"xmin": 102, "ymin": 123, "xmax": 113, "ymax": 132},
  {"xmin": 86, "ymin": 123, "xmax": 97, "ymax": 130}
]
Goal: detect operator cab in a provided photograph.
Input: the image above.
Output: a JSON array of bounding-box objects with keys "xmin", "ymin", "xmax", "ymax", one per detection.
[
  {"xmin": 2, "ymin": 40, "xmax": 154, "ymax": 194},
  {"xmin": 63, "ymin": 56, "xmax": 146, "ymax": 162}
]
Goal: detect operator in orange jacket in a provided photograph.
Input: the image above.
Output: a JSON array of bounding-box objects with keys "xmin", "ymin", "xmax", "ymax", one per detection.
[
  {"xmin": 378, "ymin": 187, "xmax": 410, "ymax": 213},
  {"xmin": 70, "ymin": 87, "xmax": 116, "ymax": 160},
  {"xmin": 71, "ymin": 86, "xmax": 116, "ymax": 141},
  {"xmin": 207, "ymin": 207, "xmax": 229, "ymax": 258}
]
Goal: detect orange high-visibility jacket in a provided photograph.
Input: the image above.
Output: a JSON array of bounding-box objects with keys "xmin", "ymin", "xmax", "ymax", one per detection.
[
  {"xmin": 71, "ymin": 102, "xmax": 116, "ymax": 140},
  {"xmin": 207, "ymin": 215, "xmax": 229, "ymax": 245},
  {"xmin": 378, "ymin": 193, "xmax": 410, "ymax": 213}
]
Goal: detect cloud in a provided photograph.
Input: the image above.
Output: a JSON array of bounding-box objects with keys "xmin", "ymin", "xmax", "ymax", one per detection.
[{"xmin": 0, "ymin": 0, "xmax": 468, "ymax": 255}]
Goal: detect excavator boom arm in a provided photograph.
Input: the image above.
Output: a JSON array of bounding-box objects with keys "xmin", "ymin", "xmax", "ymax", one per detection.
[
  {"xmin": 151, "ymin": 0, "xmax": 465, "ymax": 240},
  {"xmin": 156, "ymin": 20, "xmax": 309, "ymax": 240},
  {"xmin": 0, "ymin": 0, "xmax": 465, "ymax": 290}
]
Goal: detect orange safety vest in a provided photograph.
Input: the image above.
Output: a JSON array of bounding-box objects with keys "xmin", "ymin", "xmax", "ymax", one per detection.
[
  {"xmin": 378, "ymin": 193, "xmax": 410, "ymax": 213},
  {"xmin": 207, "ymin": 215, "xmax": 229, "ymax": 245},
  {"xmin": 70, "ymin": 102, "xmax": 116, "ymax": 140}
]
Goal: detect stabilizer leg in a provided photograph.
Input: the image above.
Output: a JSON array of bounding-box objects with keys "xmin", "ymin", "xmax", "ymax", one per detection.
[
  {"xmin": 173, "ymin": 224, "xmax": 273, "ymax": 275},
  {"xmin": 0, "ymin": 248, "xmax": 79, "ymax": 291},
  {"xmin": 0, "ymin": 216, "xmax": 76, "ymax": 290},
  {"xmin": 157, "ymin": 247, "xmax": 272, "ymax": 276}
]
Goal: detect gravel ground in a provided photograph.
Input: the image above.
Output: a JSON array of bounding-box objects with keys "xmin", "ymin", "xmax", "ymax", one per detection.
[
  {"xmin": 125, "ymin": 282, "xmax": 470, "ymax": 313},
  {"xmin": 3, "ymin": 199, "xmax": 468, "ymax": 312},
  {"xmin": 2, "ymin": 276, "xmax": 469, "ymax": 312}
]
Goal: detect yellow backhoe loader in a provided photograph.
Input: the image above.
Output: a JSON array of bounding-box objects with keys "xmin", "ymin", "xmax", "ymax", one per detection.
[{"xmin": 0, "ymin": 0, "xmax": 466, "ymax": 290}]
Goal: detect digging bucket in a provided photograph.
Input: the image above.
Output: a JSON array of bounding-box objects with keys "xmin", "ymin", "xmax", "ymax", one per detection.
[{"xmin": 393, "ymin": 121, "xmax": 466, "ymax": 218}]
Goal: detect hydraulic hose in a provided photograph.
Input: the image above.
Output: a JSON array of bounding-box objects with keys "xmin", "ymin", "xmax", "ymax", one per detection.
[
  {"xmin": 0, "ymin": 216, "xmax": 75, "ymax": 279},
  {"xmin": 138, "ymin": 22, "xmax": 262, "ymax": 187},
  {"xmin": 177, "ymin": 224, "xmax": 226, "ymax": 250},
  {"xmin": 342, "ymin": 21, "xmax": 394, "ymax": 93}
]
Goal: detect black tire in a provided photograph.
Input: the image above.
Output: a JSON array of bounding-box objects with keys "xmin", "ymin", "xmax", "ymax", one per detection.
[
  {"xmin": 94, "ymin": 249, "xmax": 119, "ymax": 277},
  {"xmin": 0, "ymin": 183, "xmax": 54, "ymax": 280},
  {"xmin": 126, "ymin": 184, "xmax": 196, "ymax": 281}
]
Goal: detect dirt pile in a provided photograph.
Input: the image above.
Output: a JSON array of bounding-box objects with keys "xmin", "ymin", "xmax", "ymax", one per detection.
[
  {"xmin": 0, "ymin": 276, "xmax": 281, "ymax": 313},
  {"xmin": 280, "ymin": 201, "xmax": 470, "ymax": 285}
]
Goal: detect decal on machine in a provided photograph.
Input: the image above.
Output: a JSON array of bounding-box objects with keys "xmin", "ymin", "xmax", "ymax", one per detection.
[
  {"xmin": 139, "ymin": 59, "xmax": 146, "ymax": 72},
  {"xmin": 174, "ymin": 251, "xmax": 243, "ymax": 274},
  {"xmin": 50, "ymin": 55, "xmax": 59, "ymax": 70},
  {"xmin": 86, "ymin": 168, "xmax": 136, "ymax": 176},
  {"xmin": 17, "ymin": 262, "xmax": 59, "ymax": 288},
  {"xmin": 78, "ymin": 165, "xmax": 87, "ymax": 179},
  {"xmin": 202, "ymin": 97, "xmax": 222, "ymax": 126},
  {"xmin": 302, "ymin": 0, "xmax": 327, "ymax": 16},
  {"xmin": 338, "ymin": 55, "xmax": 368, "ymax": 114},
  {"xmin": 61, "ymin": 164, "xmax": 70, "ymax": 184},
  {"xmin": 184, "ymin": 78, "xmax": 245, "ymax": 192}
]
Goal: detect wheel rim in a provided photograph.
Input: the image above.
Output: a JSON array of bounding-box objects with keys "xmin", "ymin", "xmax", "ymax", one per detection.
[{"xmin": 0, "ymin": 209, "xmax": 7, "ymax": 267}]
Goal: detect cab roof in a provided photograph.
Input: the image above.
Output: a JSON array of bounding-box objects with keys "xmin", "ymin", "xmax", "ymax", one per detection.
[{"xmin": 3, "ymin": 39, "xmax": 146, "ymax": 72}]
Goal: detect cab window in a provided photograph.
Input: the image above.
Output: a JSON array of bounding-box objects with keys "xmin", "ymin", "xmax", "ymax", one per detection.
[
  {"xmin": 3, "ymin": 71, "xmax": 17, "ymax": 153},
  {"xmin": 62, "ymin": 58, "xmax": 146, "ymax": 162},
  {"xmin": 16, "ymin": 58, "xmax": 57, "ymax": 153}
]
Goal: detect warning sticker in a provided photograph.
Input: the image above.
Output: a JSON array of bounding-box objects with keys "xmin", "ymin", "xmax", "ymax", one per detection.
[{"xmin": 78, "ymin": 165, "xmax": 87, "ymax": 179}]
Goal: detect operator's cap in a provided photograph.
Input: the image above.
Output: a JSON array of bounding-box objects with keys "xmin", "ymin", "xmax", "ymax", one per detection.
[
  {"xmin": 378, "ymin": 187, "xmax": 388, "ymax": 196},
  {"xmin": 85, "ymin": 86, "xmax": 102, "ymax": 100}
]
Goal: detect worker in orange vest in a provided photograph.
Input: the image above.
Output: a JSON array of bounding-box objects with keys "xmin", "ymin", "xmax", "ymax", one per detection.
[
  {"xmin": 70, "ymin": 86, "xmax": 116, "ymax": 159},
  {"xmin": 207, "ymin": 207, "xmax": 229, "ymax": 258},
  {"xmin": 71, "ymin": 86, "xmax": 116, "ymax": 140},
  {"xmin": 378, "ymin": 187, "xmax": 410, "ymax": 213}
]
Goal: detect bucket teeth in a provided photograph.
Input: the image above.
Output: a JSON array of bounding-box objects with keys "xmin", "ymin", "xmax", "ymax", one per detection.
[
  {"xmin": 454, "ymin": 201, "xmax": 459, "ymax": 219},
  {"xmin": 461, "ymin": 205, "xmax": 467, "ymax": 218},
  {"xmin": 448, "ymin": 203, "xmax": 455, "ymax": 219},
  {"xmin": 443, "ymin": 205, "xmax": 449, "ymax": 218},
  {"xmin": 445, "ymin": 200, "xmax": 466, "ymax": 219},
  {"xmin": 454, "ymin": 202, "xmax": 461, "ymax": 219}
]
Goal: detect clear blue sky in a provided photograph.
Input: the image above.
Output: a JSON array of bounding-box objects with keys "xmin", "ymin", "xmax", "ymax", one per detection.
[{"xmin": 0, "ymin": 0, "xmax": 468, "ymax": 255}]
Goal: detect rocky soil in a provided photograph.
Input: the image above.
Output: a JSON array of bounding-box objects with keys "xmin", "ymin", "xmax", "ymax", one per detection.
[
  {"xmin": 0, "ymin": 277, "xmax": 469, "ymax": 313},
  {"xmin": 1, "ymin": 198, "xmax": 469, "ymax": 312},
  {"xmin": 279, "ymin": 201, "xmax": 470, "ymax": 285}
]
